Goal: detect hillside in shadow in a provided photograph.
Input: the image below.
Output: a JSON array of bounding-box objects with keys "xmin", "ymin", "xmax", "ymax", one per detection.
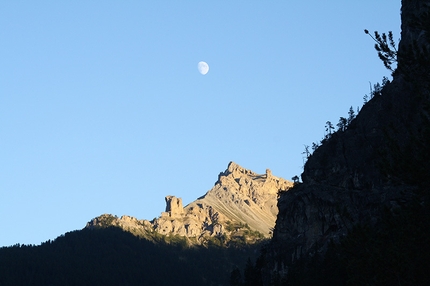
[
  {"xmin": 241, "ymin": 1, "xmax": 430, "ymax": 285},
  {"xmin": 0, "ymin": 226, "xmax": 263, "ymax": 286}
]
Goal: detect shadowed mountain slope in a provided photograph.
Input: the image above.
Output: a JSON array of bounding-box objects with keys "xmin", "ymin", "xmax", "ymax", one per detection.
[
  {"xmin": 259, "ymin": 1, "xmax": 430, "ymax": 284},
  {"xmin": 0, "ymin": 227, "xmax": 264, "ymax": 286}
]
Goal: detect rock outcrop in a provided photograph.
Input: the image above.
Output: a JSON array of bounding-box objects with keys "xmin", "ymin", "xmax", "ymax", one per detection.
[
  {"xmin": 86, "ymin": 162, "xmax": 292, "ymax": 245},
  {"xmin": 164, "ymin": 196, "xmax": 184, "ymax": 217},
  {"xmin": 262, "ymin": 0, "xmax": 430, "ymax": 282}
]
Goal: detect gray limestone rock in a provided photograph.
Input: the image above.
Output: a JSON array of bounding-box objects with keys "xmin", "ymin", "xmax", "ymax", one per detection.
[{"xmin": 86, "ymin": 162, "xmax": 293, "ymax": 245}]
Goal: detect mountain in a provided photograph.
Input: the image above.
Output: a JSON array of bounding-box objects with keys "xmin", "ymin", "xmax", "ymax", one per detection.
[
  {"xmin": 86, "ymin": 162, "xmax": 292, "ymax": 246},
  {"xmin": 4, "ymin": 1, "xmax": 430, "ymax": 284},
  {"xmin": 0, "ymin": 162, "xmax": 291, "ymax": 286},
  {"xmin": 256, "ymin": 1, "xmax": 430, "ymax": 284}
]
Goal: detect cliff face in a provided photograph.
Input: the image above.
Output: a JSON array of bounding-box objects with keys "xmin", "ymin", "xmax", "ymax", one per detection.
[
  {"xmin": 86, "ymin": 162, "xmax": 292, "ymax": 245},
  {"xmin": 301, "ymin": 0, "xmax": 430, "ymax": 189},
  {"xmin": 264, "ymin": 0, "xmax": 430, "ymax": 280}
]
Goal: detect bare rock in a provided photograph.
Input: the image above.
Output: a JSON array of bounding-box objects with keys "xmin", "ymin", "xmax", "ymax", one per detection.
[
  {"xmin": 150, "ymin": 162, "xmax": 292, "ymax": 239},
  {"xmin": 164, "ymin": 196, "xmax": 184, "ymax": 217},
  {"xmin": 86, "ymin": 162, "xmax": 293, "ymax": 245}
]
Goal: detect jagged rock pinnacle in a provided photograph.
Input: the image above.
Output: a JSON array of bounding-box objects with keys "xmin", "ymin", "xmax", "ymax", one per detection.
[{"xmin": 164, "ymin": 195, "xmax": 184, "ymax": 217}]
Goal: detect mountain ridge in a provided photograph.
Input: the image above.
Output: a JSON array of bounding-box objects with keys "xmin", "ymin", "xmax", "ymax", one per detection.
[{"xmin": 86, "ymin": 161, "xmax": 293, "ymax": 245}]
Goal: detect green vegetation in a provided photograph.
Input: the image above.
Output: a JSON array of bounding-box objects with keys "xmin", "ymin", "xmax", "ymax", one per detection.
[
  {"xmin": 225, "ymin": 220, "xmax": 241, "ymax": 232},
  {"xmin": 0, "ymin": 217, "xmax": 270, "ymax": 285},
  {"xmin": 224, "ymin": 221, "xmax": 266, "ymax": 246},
  {"xmin": 204, "ymin": 234, "xmax": 227, "ymax": 247},
  {"xmin": 0, "ymin": 226, "xmax": 264, "ymax": 286}
]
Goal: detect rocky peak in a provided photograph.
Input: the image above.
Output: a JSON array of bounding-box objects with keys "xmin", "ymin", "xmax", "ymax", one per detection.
[
  {"xmin": 86, "ymin": 162, "xmax": 293, "ymax": 245},
  {"xmin": 187, "ymin": 162, "xmax": 292, "ymax": 235},
  {"xmin": 217, "ymin": 162, "xmax": 256, "ymax": 184}
]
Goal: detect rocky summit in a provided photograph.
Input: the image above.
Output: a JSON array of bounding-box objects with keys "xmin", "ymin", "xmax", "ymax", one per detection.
[{"xmin": 86, "ymin": 162, "xmax": 292, "ymax": 245}]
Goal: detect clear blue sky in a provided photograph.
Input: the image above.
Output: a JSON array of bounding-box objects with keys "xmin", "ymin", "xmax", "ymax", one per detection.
[{"xmin": 1, "ymin": 1, "xmax": 400, "ymax": 246}]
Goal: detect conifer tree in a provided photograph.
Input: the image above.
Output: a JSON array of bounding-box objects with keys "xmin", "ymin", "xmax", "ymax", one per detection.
[
  {"xmin": 364, "ymin": 29, "xmax": 398, "ymax": 72},
  {"xmin": 325, "ymin": 121, "xmax": 334, "ymax": 139},
  {"xmin": 337, "ymin": 117, "xmax": 347, "ymax": 132},
  {"xmin": 347, "ymin": 106, "xmax": 355, "ymax": 125}
]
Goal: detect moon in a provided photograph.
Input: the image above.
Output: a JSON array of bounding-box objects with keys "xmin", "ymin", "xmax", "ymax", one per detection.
[{"xmin": 198, "ymin": 61, "xmax": 209, "ymax": 75}]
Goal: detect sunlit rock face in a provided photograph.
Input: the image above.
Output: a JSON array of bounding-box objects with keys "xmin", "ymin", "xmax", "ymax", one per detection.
[
  {"xmin": 86, "ymin": 162, "xmax": 293, "ymax": 244},
  {"xmin": 154, "ymin": 161, "xmax": 292, "ymax": 239},
  {"xmin": 262, "ymin": 0, "xmax": 430, "ymax": 282},
  {"xmin": 164, "ymin": 196, "xmax": 184, "ymax": 217}
]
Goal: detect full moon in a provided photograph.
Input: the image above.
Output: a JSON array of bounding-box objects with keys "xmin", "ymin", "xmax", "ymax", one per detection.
[{"xmin": 198, "ymin": 61, "xmax": 209, "ymax": 75}]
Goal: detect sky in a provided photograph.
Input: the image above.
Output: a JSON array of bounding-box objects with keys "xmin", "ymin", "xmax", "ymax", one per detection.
[{"xmin": 0, "ymin": 1, "xmax": 401, "ymax": 247}]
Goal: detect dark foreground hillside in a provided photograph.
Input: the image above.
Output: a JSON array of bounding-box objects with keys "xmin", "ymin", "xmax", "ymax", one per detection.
[
  {"xmin": 0, "ymin": 227, "xmax": 262, "ymax": 286},
  {"xmin": 244, "ymin": 0, "xmax": 430, "ymax": 285},
  {"xmin": 259, "ymin": 197, "xmax": 430, "ymax": 285}
]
